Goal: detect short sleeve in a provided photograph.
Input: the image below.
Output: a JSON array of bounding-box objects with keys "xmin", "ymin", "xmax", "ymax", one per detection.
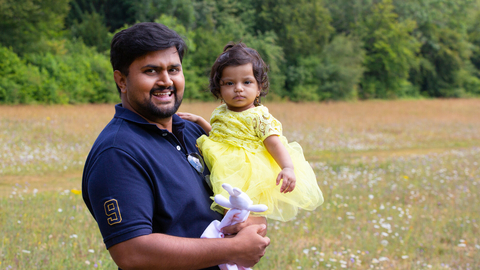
[
  {"xmin": 86, "ymin": 148, "xmax": 154, "ymax": 249},
  {"xmin": 252, "ymin": 108, "xmax": 282, "ymax": 141}
]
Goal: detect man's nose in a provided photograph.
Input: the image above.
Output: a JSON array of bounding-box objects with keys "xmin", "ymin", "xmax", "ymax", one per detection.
[{"xmin": 156, "ymin": 70, "xmax": 173, "ymax": 87}]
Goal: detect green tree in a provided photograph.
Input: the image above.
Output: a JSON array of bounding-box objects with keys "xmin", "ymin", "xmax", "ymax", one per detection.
[
  {"xmin": 66, "ymin": 0, "xmax": 134, "ymax": 32},
  {"xmin": 69, "ymin": 11, "xmax": 110, "ymax": 52},
  {"xmin": 20, "ymin": 41, "xmax": 117, "ymax": 104},
  {"xmin": 0, "ymin": 46, "xmax": 46, "ymax": 104},
  {"xmin": 289, "ymin": 34, "xmax": 365, "ymax": 101},
  {"xmin": 250, "ymin": 0, "xmax": 334, "ymax": 98},
  {"xmin": 133, "ymin": 0, "xmax": 196, "ymax": 29},
  {"xmin": 396, "ymin": 0, "xmax": 478, "ymax": 97},
  {"xmin": 325, "ymin": 0, "xmax": 374, "ymax": 35},
  {"xmin": 254, "ymin": 0, "xmax": 333, "ymax": 63},
  {"xmin": 359, "ymin": 0, "xmax": 420, "ymax": 99},
  {"xmin": 466, "ymin": 1, "xmax": 480, "ymax": 96},
  {"xmin": 0, "ymin": 0, "xmax": 70, "ymax": 54}
]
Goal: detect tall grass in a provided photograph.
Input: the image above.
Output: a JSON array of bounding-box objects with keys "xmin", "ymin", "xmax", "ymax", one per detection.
[
  {"xmin": 1, "ymin": 99, "xmax": 479, "ymax": 269},
  {"xmin": 258, "ymin": 148, "xmax": 479, "ymax": 269},
  {"xmin": 1, "ymin": 190, "xmax": 116, "ymax": 269}
]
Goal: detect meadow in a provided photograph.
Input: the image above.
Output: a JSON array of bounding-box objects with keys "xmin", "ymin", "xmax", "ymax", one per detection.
[{"xmin": 0, "ymin": 99, "xmax": 479, "ymax": 269}]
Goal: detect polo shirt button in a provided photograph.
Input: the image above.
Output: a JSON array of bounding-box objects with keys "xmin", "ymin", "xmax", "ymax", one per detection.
[
  {"xmin": 162, "ymin": 133, "xmax": 167, "ymax": 136},
  {"xmin": 176, "ymin": 145, "xmax": 181, "ymax": 151}
]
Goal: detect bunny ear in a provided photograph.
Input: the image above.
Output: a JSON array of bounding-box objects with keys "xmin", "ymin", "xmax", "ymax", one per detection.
[
  {"xmin": 222, "ymin": 183, "xmax": 234, "ymax": 195},
  {"xmin": 232, "ymin": 187, "xmax": 242, "ymax": 197},
  {"xmin": 247, "ymin": 204, "xmax": 268, "ymax": 213},
  {"xmin": 214, "ymin": 194, "xmax": 233, "ymax": 209}
]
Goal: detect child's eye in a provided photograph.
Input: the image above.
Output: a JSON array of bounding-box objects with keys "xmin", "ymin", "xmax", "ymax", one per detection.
[
  {"xmin": 226, "ymin": 82, "xmax": 234, "ymax": 86},
  {"xmin": 245, "ymin": 81, "xmax": 252, "ymax": 85}
]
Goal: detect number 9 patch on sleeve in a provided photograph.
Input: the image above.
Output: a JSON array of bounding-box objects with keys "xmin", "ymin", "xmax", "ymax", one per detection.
[{"xmin": 104, "ymin": 199, "xmax": 122, "ymax": 225}]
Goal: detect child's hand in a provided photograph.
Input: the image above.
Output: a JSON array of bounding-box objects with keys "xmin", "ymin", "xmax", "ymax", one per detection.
[
  {"xmin": 177, "ymin": 112, "xmax": 201, "ymax": 123},
  {"xmin": 276, "ymin": 167, "xmax": 296, "ymax": 193},
  {"xmin": 177, "ymin": 112, "xmax": 212, "ymax": 133}
]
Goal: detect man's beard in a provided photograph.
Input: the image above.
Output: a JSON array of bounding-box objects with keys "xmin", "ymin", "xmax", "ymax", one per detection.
[{"xmin": 143, "ymin": 86, "xmax": 183, "ymax": 120}]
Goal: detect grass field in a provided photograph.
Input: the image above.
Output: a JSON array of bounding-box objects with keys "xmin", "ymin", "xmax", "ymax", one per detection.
[{"xmin": 1, "ymin": 99, "xmax": 479, "ymax": 269}]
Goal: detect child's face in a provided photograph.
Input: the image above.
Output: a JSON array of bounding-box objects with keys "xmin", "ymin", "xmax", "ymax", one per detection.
[{"xmin": 219, "ymin": 63, "xmax": 260, "ymax": 112}]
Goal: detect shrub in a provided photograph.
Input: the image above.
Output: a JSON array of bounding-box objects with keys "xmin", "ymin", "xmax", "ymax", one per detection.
[{"xmin": 0, "ymin": 46, "xmax": 46, "ymax": 104}]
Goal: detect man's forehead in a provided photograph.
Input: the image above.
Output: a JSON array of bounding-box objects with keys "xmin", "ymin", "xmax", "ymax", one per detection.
[{"xmin": 134, "ymin": 47, "xmax": 181, "ymax": 66}]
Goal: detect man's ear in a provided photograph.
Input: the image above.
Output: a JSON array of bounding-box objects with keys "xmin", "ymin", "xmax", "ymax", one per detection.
[{"xmin": 114, "ymin": 70, "xmax": 127, "ymax": 93}]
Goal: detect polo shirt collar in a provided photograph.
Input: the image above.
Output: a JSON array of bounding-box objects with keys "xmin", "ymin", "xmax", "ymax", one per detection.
[{"xmin": 114, "ymin": 103, "xmax": 185, "ymax": 132}]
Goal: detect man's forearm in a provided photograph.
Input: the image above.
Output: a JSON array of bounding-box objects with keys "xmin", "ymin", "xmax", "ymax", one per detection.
[
  {"xmin": 108, "ymin": 224, "xmax": 269, "ymax": 270},
  {"xmin": 109, "ymin": 234, "xmax": 232, "ymax": 270}
]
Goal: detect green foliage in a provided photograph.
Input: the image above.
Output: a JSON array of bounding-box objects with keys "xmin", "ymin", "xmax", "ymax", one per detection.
[
  {"xmin": 133, "ymin": 0, "xmax": 197, "ymax": 29},
  {"xmin": 291, "ymin": 34, "xmax": 365, "ymax": 101},
  {"xmin": 254, "ymin": 0, "xmax": 333, "ymax": 62},
  {"xmin": 65, "ymin": 0, "xmax": 135, "ymax": 32},
  {"xmin": 243, "ymin": 31, "xmax": 286, "ymax": 98},
  {"xmin": 0, "ymin": 0, "xmax": 70, "ymax": 54},
  {"xmin": 468, "ymin": 2, "xmax": 480, "ymax": 75},
  {"xmin": 325, "ymin": 0, "xmax": 374, "ymax": 34},
  {"xmin": 25, "ymin": 41, "xmax": 118, "ymax": 104},
  {"xmin": 250, "ymin": 0, "xmax": 335, "ymax": 97},
  {"xmin": 69, "ymin": 11, "xmax": 111, "ymax": 53},
  {"xmin": 358, "ymin": 0, "xmax": 420, "ymax": 99},
  {"xmin": 2, "ymin": 0, "xmax": 480, "ymax": 104},
  {"xmin": 396, "ymin": 0, "xmax": 477, "ymax": 97},
  {"xmin": 0, "ymin": 46, "xmax": 46, "ymax": 104},
  {"xmin": 0, "ymin": 42, "xmax": 118, "ymax": 104}
]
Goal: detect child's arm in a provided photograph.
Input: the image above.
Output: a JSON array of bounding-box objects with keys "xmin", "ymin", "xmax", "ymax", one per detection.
[
  {"xmin": 177, "ymin": 112, "xmax": 212, "ymax": 134},
  {"xmin": 263, "ymin": 135, "xmax": 296, "ymax": 193}
]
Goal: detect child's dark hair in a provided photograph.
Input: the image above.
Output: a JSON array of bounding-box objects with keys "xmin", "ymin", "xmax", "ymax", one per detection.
[{"xmin": 209, "ymin": 42, "xmax": 269, "ymax": 105}]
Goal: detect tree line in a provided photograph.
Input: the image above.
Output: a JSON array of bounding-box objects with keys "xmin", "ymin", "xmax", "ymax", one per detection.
[{"xmin": 1, "ymin": 0, "xmax": 480, "ymax": 104}]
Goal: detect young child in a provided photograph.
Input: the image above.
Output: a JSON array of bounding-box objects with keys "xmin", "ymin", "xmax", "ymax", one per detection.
[{"xmin": 178, "ymin": 43, "xmax": 323, "ymax": 222}]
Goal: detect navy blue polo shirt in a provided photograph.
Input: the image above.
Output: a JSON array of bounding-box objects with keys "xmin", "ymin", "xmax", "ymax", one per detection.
[{"xmin": 82, "ymin": 104, "xmax": 222, "ymax": 269}]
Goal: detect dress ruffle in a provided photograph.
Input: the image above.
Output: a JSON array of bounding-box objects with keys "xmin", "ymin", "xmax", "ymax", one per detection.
[{"xmin": 197, "ymin": 104, "xmax": 324, "ymax": 222}]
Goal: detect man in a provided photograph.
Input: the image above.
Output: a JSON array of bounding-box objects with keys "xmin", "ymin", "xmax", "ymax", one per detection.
[{"xmin": 82, "ymin": 22, "xmax": 270, "ymax": 270}]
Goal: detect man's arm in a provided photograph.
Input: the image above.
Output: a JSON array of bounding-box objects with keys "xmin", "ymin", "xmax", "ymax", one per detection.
[{"xmin": 108, "ymin": 224, "xmax": 270, "ymax": 270}]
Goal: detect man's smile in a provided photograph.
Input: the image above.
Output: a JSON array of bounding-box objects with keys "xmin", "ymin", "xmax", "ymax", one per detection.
[
  {"xmin": 152, "ymin": 91, "xmax": 173, "ymax": 97},
  {"xmin": 151, "ymin": 87, "xmax": 175, "ymax": 102}
]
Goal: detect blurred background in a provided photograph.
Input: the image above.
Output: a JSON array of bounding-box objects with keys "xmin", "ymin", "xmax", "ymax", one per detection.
[
  {"xmin": 1, "ymin": 2, "xmax": 480, "ymax": 268},
  {"xmin": 1, "ymin": 0, "xmax": 480, "ymax": 104}
]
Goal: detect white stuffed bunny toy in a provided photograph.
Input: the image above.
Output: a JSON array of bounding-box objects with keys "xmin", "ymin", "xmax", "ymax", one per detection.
[{"xmin": 201, "ymin": 183, "xmax": 268, "ymax": 270}]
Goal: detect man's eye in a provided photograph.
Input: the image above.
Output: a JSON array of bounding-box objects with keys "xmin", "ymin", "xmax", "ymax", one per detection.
[
  {"xmin": 169, "ymin": 68, "xmax": 179, "ymax": 73},
  {"xmin": 145, "ymin": 69, "xmax": 156, "ymax": 74}
]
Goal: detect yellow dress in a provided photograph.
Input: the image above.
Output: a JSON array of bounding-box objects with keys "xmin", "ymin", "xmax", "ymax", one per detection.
[{"xmin": 197, "ymin": 104, "xmax": 324, "ymax": 221}]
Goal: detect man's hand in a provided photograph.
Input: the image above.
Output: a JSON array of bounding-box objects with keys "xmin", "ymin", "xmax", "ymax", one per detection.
[
  {"xmin": 222, "ymin": 215, "xmax": 268, "ymax": 237},
  {"xmin": 229, "ymin": 224, "xmax": 270, "ymax": 267}
]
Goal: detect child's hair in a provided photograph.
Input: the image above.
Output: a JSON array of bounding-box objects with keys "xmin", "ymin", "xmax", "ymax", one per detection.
[{"xmin": 209, "ymin": 42, "xmax": 269, "ymax": 106}]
